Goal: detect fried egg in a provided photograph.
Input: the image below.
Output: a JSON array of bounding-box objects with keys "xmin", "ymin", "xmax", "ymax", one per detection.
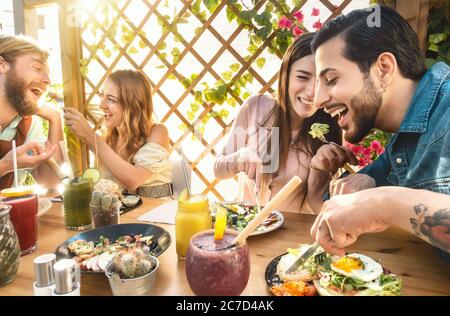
[{"xmin": 331, "ymin": 253, "xmax": 382, "ymax": 282}]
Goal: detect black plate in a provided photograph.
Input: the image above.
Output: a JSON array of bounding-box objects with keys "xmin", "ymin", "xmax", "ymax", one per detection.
[
  {"xmin": 55, "ymin": 223, "xmax": 171, "ymax": 274},
  {"xmin": 120, "ymin": 196, "xmax": 143, "ymax": 215},
  {"xmin": 265, "ymin": 253, "xmax": 286, "ymax": 291}
]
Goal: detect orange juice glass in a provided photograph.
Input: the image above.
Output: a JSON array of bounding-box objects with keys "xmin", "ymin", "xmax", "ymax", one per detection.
[{"xmin": 175, "ymin": 194, "xmax": 211, "ymax": 259}]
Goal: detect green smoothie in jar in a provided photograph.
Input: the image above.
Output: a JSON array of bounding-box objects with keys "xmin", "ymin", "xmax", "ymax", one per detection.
[{"xmin": 63, "ymin": 177, "xmax": 93, "ymax": 230}]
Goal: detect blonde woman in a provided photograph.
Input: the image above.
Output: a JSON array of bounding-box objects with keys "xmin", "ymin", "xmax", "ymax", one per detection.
[{"xmin": 64, "ymin": 70, "xmax": 172, "ymax": 197}]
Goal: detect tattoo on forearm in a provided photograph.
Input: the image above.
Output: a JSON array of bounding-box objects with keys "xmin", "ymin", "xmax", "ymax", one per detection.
[{"xmin": 410, "ymin": 204, "xmax": 450, "ymax": 252}]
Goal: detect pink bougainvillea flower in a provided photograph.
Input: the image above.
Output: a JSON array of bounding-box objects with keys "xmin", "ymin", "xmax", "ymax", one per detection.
[
  {"xmin": 362, "ymin": 147, "xmax": 372, "ymax": 157},
  {"xmin": 370, "ymin": 140, "xmax": 381, "ymax": 151},
  {"xmin": 312, "ymin": 8, "xmax": 320, "ymax": 16},
  {"xmin": 278, "ymin": 16, "xmax": 293, "ymax": 30},
  {"xmin": 376, "ymin": 147, "xmax": 385, "ymax": 155},
  {"xmin": 293, "ymin": 26, "xmax": 304, "ymax": 37},
  {"xmin": 358, "ymin": 157, "xmax": 373, "ymax": 168},
  {"xmin": 293, "ymin": 10, "xmax": 304, "ymax": 23},
  {"xmin": 313, "ymin": 20, "xmax": 323, "ymax": 30},
  {"xmin": 352, "ymin": 145, "xmax": 364, "ymax": 155}
]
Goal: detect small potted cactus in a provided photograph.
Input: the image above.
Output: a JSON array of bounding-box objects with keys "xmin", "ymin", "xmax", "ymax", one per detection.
[
  {"xmin": 91, "ymin": 179, "xmax": 122, "ymax": 227},
  {"xmin": 105, "ymin": 247, "xmax": 159, "ymax": 296}
]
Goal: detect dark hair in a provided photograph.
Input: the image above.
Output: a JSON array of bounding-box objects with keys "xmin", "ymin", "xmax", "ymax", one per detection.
[
  {"xmin": 260, "ymin": 33, "xmax": 341, "ymax": 187},
  {"xmin": 311, "ymin": 5, "xmax": 426, "ymax": 80}
]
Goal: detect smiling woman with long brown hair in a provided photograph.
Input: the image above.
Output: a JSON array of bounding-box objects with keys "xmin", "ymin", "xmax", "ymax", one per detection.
[
  {"xmin": 214, "ymin": 33, "xmax": 356, "ymax": 213},
  {"xmin": 64, "ymin": 70, "xmax": 172, "ymax": 197}
]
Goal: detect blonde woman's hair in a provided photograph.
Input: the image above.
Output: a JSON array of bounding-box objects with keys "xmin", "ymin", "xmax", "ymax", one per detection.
[
  {"xmin": 0, "ymin": 34, "xmax": 49, "ymax": 63},
  {"xmin": 105, "ymin": 70, "xmax": 154, "ymax": 163}
]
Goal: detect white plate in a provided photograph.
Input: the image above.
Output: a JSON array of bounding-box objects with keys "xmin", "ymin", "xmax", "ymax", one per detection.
[
  {"xmin": 38, "ymin": 198, "xmax": 52, "ymax": 217},
  {"xmin": 213, "ymin": 202, "xmax": 284, "ymax": 237}
]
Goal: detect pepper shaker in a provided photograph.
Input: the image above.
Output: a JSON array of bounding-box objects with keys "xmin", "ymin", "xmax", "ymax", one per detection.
[
  {"xmin": 52, "ymin": 259, "xmax": 80, "ymax": 296},
  {"xmin": 33, "ymin": 254, "xmax": 56, "ymax": 296}
]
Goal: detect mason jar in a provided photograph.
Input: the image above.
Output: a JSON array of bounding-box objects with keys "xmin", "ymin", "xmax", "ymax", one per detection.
[{"xmin": 0, "ymin": 204, "xmax": 21, "ymax": 287}]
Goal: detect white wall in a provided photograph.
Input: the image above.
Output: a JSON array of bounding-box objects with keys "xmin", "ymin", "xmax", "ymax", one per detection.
[{"xmin": 0, "ymin": 0, "xmax": 15, "ymax": 35}]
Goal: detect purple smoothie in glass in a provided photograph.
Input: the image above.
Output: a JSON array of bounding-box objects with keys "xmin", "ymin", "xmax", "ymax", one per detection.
[{"xmin": 186, "ymin": 229, "xmax": 250, "ymax": 296}]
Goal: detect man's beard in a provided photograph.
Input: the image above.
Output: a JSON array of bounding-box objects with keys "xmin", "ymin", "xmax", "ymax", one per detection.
[
  {"xmin": 4, "ymin": 68, "xmax": 39, "ymax": 116},
  {"xmin": 345, "ymin": 76, "xmax": 382, "ymax": 144}
]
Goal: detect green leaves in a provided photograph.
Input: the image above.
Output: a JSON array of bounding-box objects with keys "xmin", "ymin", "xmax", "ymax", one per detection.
[
  {"xmin": 255, "ymin": 26, "xmax": 271, "ymax": 40},
  {"xmin": 429, "ymin": 33, "xmax": 446, "ymax": 45},
  {"xmin": 254, "ymin": 12, "xmax": 272, "ymax": 27},
  {"xmin": 203, "ymin": 0, "xmax": 219, "ymax": 13},
  {"xmin": 238, "ymin": 9, "xmax": 256, "ymax": 24},
  {"xmin": 103, "ymin": 48, "xmax": 112, "ymax": 58},
  {"xmin": 171, "ymin": 47, "xmax": 181, "ymax": 63},
  {"xmin": 256, "ymin": 57, "xmax": 266, "ymax": 69},
  {"xmin": 426, "ymin": 6, "xmax": 450, "ymax": 68},
  {"xmin": 222, "ymin": 71, "xmax": 233, "ymax": 81},
  {"xmin": 230, "ymin": 63, "xmax": 240, "ymax": 72}
]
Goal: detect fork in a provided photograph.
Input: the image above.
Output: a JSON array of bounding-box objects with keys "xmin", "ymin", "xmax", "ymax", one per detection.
[{"xmin": 317, "ymin": 135, "xmax": 355, "ymax": 174}]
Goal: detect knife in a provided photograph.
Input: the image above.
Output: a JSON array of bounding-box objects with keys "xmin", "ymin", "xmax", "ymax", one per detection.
[{"xmin": 285, "ymin": 242, "xmax": 319, "ymax": 274}]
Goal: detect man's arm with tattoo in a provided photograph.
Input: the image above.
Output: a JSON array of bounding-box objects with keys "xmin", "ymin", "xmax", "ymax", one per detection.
[{"xmin": 310, "ymin": 186, "xmax": 450, "ymax": 256}]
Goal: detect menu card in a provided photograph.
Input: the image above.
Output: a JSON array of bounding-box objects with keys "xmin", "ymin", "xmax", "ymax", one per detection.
[{"xmin": 136, "ymin": 200, "xmax": 177, "ymax": 225}]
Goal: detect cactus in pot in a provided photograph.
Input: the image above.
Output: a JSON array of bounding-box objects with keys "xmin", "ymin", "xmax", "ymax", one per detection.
[
  {"xmin": 91, "ymin": 183, "xmax": 121, "ymax": 227},
  {"xmin": 110, "ymin": 247, "xmax": 156, "ymax": 279}
]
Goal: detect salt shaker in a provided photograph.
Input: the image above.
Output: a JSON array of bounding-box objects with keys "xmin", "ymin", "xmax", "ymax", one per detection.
[
  {"xmin": 33, "ymin": 254, "xmax": 56, "ymax": 296},
  {"xmin": 52, "ymin": 259, "xmax": 80, "ymax": 296}
]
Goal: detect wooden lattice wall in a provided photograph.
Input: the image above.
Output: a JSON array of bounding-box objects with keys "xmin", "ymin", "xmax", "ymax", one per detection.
[{"xmin": 22, "ymin": 0, "xmax": 430, "ymax": 200}]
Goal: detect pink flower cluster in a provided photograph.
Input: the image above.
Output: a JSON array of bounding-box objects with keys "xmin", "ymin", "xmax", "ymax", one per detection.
[
  {"xmin": 345, "ymin": 140, "xmax": 385, "ymax": 168},
  {"xmin": 278, "ymin": 7, "xmax": 323, "ymax": 37}
]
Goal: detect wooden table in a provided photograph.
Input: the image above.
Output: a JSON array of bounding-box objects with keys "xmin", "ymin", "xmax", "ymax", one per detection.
[{"xmin": 1, "ymin": 198, "xmax": 449, "ymax": 296}]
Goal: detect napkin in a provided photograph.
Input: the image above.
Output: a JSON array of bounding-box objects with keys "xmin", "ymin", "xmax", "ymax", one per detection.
[{"xmin": 136, "ymin": 200, "xmax": 177, "ymax": 225}]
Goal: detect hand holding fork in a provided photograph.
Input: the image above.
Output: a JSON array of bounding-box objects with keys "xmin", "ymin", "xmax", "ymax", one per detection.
[{"xmin": 311, "ymin": 135, "xmax": 358, "ymax": 175}]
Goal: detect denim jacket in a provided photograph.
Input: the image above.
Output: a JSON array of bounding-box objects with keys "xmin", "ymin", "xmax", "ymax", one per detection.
[{"xmin": 360, "ymin": 62, "xmax": 450, "ymax": 194}]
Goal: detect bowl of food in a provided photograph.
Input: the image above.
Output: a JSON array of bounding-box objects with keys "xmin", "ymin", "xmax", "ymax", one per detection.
[{"xmin": 121, "ymin": 195, "xmax": 140, "ymax": 207}]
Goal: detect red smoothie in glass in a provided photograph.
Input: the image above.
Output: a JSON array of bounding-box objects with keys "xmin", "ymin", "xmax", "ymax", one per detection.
[
  {"xmin": 186, "ymin": 229, "xmax": 250, "ymax": 296},
  {"xmin": 4, "ymin": 194, "xmax": 38, "ymax": 255}
]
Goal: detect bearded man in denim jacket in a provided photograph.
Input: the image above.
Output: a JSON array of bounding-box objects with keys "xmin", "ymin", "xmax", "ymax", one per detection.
[{"xmin": 306, "ymin": 5, "xmax": 450, "ymax": 256}]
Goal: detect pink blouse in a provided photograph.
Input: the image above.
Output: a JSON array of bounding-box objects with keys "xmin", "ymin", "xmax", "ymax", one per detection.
[{"xmin": 214, "ymin": 94, "xmax": 314, "ymax": 214}]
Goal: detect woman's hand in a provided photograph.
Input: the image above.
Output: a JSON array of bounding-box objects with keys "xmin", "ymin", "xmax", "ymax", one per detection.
[
  {"xmin": 310, "ymin": 188, "xmax": 391, "ymax": 256},
  {"xmin": 63, "ymin": 108, "xmax": 95, "ymax": 145},
  {"xmin": 310, "ymin": 144, "xmax": 358, "ymax": 174},
  {"xmin": 237, "ymin": 147, "xmax": 263, "ymax": 191}
]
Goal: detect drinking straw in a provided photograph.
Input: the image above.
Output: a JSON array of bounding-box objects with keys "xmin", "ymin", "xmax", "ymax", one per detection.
[
  {"xmin": 232, "ymin": 176, "xmax": 302, "ymax": 246},
  {"xmin": 245, "ymin": 176, "xmax": 260, "ymax": 213},
  {"xmin": 179, "ymin": 147, "xmax": 191, "ymax": 198},
  {"xmin": 59, "ymin": 140, "xmax": 74, "ymax": 179},
  {"xmin": 94, "ymin": 133, "xmax": 98, "ymax": 169},
  {"xmin": 12, "ymin": 140, "xmax": 18, "ymax": 188}
]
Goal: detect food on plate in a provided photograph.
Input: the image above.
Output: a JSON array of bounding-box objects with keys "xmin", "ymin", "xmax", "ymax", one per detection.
[
  {"xmin": 308, "ymin": 123, "xmax": 329, "ymax": 139},
  {"xmin": 67, "ymin": 234, "xmax": 157, "ymax": 272},
  {"xmin": 270, "ymin": 245, "xmax": 402, "ymax": 296},
  {"xmin": 276, "ymin": 245, "xmax": 331, "ymax": 282},
  {"xmin": 313, "ymin": 253, "xmax": 402, "ymax": 296},
  {"xmin": 271, "ymin": 280, "xmax": 317, "ymax": 296},
  {"xmin": 214, "ymin": 203, "xmax": 279, "ymax": 233}
]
